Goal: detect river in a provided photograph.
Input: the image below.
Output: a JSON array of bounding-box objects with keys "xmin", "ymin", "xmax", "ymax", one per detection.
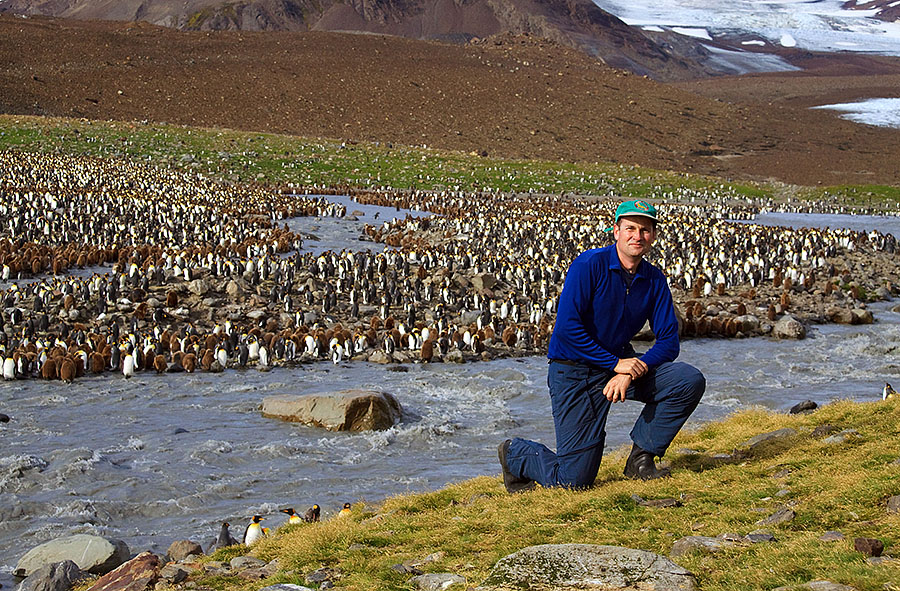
[{"xmin": 2, "ymin": 206, "xmax": 899, "ymax": 586}]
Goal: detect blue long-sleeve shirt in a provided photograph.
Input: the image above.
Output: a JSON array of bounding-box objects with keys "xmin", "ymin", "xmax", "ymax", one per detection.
[{"xmin": 547, "ymin": 244, "xmax": 679, "ymax": 369}]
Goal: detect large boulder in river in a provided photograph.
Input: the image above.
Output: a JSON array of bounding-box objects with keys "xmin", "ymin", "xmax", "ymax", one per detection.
[
  {"xmin": 17, "ymin": 560, "xmax": 85, "ymax": 591},
  {"xmin": 477, "ymin": 544, "xmax": 696, "ymax": 590},
  {"xmin": 261, "ymin": 390, "xmax": 402, "ymax": 431},
  {"xmin": 15, "ymin": 534, "xmax": 130, "ymax": 577},
  {"xmin": 773, "ymin": 314, "xmax": 806, "ymax": 339}
]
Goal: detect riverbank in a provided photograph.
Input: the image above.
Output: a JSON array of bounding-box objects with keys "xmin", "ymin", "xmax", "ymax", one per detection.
[{"xmin": 52, "ymin": 397, "xmax": 900, "ymax": 591}]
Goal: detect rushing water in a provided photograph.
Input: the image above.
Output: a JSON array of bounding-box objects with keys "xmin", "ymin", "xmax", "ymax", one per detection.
[{"xmin": 2, "ymin": 208, "xmax": 899, "ymax": 586}]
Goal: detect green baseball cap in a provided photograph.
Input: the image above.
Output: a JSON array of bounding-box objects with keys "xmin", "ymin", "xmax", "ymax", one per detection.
[{"xmin": 615, "ymin": 200, "xmax": 658, "ymax": 224}]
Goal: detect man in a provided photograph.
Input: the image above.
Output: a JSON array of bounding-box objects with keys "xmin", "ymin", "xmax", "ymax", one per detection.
[{"xmin": 498, "ymin": 199, "xmax": 705, "ymax": 492}]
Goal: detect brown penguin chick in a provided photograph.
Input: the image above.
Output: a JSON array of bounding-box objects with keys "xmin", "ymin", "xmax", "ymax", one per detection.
[
  {"xmin": 90, "ymin": 351, "xmax": 105, "ymax": 373},
  {"xmin": 72, "ymin": 353, "xmax": 85, "ymax": 377},
  {"xmin": 133, "ymin": 301, "xmax": 148, "ymax": 321},
  {"xmin": 204, "ymin": 334, "xmax": 218, "ymax": 351},
  {"xmin": 63, "ymin": 294, "xmax": 75, "ymax": 311},
  {"xmin": 166, "ymin": 290, "xmax": 178, "ymax": 308},
  {"xmin": 369, "ymin": 316, "xmax": 382, "ymax": 331},
  {"xmin": 384, "ymin": 316, "xmax": 395, "ymax": 330},
  {"xmin": 153, "ymin": 354, "xmax": 167, "ymax": 373},
  {"xmin": 200, "ymin": 349, "xmax": 214, "ymax": 370},
  {"xmin": 501, "ymin": 326, "xmax": 517, "ymax": 347},
  {"xmin": 483, "ymin": 326, "xmax": 495, "ymax": 341},
  {"xmin": 420, "ymin": 339, "xmax": 434, "ymax": 363},
  {"xmin": 182, "ymin": 353, "xmax": 197, "ymax": 373},
  {"xmin": 169, "ymin": 334, "xmax": 181, "ymax": 354},
  {"xmin": 41, "ymin": 357, "xmax": 57, "ymax": 380},
  {"xmin": 59, "ymin": 358, "xmax": 76, "ymax": 384}
]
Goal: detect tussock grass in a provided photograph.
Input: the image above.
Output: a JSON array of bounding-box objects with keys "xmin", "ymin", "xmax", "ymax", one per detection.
[{"xmin": 186, "ymin": 399, "xmax": 900, "ymax": 591}]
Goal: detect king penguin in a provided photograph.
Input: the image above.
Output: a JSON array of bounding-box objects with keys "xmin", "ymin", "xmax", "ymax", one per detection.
[
  {"xmin": 244, "ymin": 515, "xmax": 266, "ymax": 546},
  {"xmin": 338, "ymin": 502, "xmax": 352, "ymax": 518},
  {"xmin": 280, "ymin": 508, "xmax": 303, "ymax": 525},
  {"xmin": 884, "ymin": 383, "xmax": 897, "ymax": 400}
]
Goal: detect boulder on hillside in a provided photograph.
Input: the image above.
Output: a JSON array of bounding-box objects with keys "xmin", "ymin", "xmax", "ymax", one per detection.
[
  {"xmin": 477, "ymin": 543, "xmax": 696, "ymax": 590},
  {"xmin": 166, "ymin": 539, "xmax": 203, "ymax": 562},
  {"xmin": 15, "ymin": 534, "xmax": 130, "ymax": 577},
  {"xmin": 261, "ymin": 390, "xmax": 402, "ymax": 431}
]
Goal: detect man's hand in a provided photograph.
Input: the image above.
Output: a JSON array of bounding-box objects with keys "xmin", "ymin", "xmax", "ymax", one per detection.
[
  {"xmin": 603, "ymin": 374, "xmax": 631, "ymax": 403},
  {"xmin": 614, "ymin": 357, "xmax": 648, "ymax": 380}
]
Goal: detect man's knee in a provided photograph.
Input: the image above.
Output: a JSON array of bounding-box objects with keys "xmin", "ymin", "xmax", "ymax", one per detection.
[{"xmin": 671, "ymin": 362, "xmax": 705, "ymax": 402}]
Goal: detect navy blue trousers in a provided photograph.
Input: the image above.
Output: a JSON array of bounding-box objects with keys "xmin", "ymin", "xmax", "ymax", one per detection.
[{"xmin": 505, "ymin": 360, "xmax": 705, "ymax": 489}]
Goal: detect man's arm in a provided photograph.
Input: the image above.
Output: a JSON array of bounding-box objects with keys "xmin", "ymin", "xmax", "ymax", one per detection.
[
  {"xmin": 551, "ymin": 252, "xmax": 620, "ymax": 368},
  {"xmin": 639, "ymin": 272, "xmax": 680, "ymax": 368}
]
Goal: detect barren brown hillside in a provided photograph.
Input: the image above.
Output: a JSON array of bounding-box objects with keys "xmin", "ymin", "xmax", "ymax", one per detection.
[{"xmin": 3, "ymin": 15, "xmax": 900, "ymax": 186}]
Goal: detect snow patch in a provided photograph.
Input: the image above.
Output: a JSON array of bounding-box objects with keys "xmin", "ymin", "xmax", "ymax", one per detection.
[
  {"xmin": 641, "ymin": 25, "xmax": 665, "ymax": 32},
  {"xmin": 812, "ymin": 98, "xmax": 900, "ymax": 129},
  {"xmin": 779, "ymin": 33, "xmax": 797, "ymax": 47},
  {"xmin": 672, "ymin": 26, "xmax": 713, "ymax": 40},
  {"xmin": 741, "ymin": 40, "xmax": 766, "ymax": 46}
]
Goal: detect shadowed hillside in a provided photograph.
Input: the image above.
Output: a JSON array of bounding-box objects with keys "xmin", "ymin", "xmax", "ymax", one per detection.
[{"xmin": 2, "ymin": 15, "xmax": 900, "ymax": 186}]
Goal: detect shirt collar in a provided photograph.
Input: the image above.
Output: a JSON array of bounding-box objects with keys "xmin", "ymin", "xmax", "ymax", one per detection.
[{"xmin": 605, "ymin": 243, "xmax": 648, "ymax": 277}]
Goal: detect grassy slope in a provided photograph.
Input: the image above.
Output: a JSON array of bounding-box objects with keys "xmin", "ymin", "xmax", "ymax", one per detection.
[
  {"xmin": 187, "ymin": 399, "xmax": 900, "ymax": 591},
  {"xmin": 3, "ymin": 114, "xmax": 900, "ymax": 205}
]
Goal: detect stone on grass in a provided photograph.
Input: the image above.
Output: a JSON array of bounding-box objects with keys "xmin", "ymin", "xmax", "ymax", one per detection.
[
  {"xmin": 261, "ymin": 390, "xmax": 402, "ymax": 431},
  {"xmin": 17, "ymin": 559, "xmax": 85, "ymax": 591},
  {"xmin": 773, "ymin": 581, "xmax": 858, "ymax": 591},
  {"xmin": 819, "ymin": 531, "xmax": 845, "ymax": 542},
  {"xmin": 259, "ymin": 585, "xmax": 315, "ymax": 591},
  {"xmin": 479, "ymin": 543, "xmax": 697, "ymax": 590},
  {"xmin": 741, "ymin": 428, "xmax": 798, "ymax": 451},
  {"xmin": 230, "ymin": 556, "xmax": 266, "ymax": 570},
  {"xmin": 670, "ymin": 536, "xmax": 731, "ymax": 558},
  {"xmin": 822, "ymin": 429, "xmax": 860, "ymax": 445},
  {"xmin": 853, "ymin": 537, "xmax": 883, "ymax": 557},
  {"xmin": 15, "ymin": 534, "xmax": 131, "ymax": 577},
  {"xmin": 84, "ymin": 551, "xmax": 160, "ymax": 591},
  {"xmin": 887, "ymin": 495, "xmax": 900, "ymax": 513},
  {"xmin": 811, "ymin": 425, "xmax": 840, "ymax": 438},
  {"xmin": 165, "ymin": 539, "xmax": 202, "ymax": 562},
  {"xmin": 756, "ymin": 508, "xmax": 796, "ymax": 526},
  {"xmin": 411, "ymin": 573, "xmax": 466, "ymax": 590}
]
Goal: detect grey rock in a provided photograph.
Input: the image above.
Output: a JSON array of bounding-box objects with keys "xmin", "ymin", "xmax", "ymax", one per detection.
[
  {"xmin": 773, "ymin": 580, "xmax": 858, "ymax": 591},
  {"xmin": 479, "ymin": 543, "xmax": 696, "ymax": 590},
  {"xmin": 303, "ymin": 311, "xmax": 318, "ymax": 325},
  {"xmin": 820, "ymin": 531, "xmax": 845, "ymax": 542},
  {"xmin": 16, "ymin": 560, "xmax": 84, "ymax": 591},
  {"xmin": 811, "ymin": 424, "xmax": 840, "ymax": 438},
  {"xmin": 15, "ymin": 534, "xmax": 130, "ymax": 577},
  {"xmin": 262, "ymin": 390, "xmax": 402, "ymax": 432},
  {"xmin": 756, "ymin": 508, "xmax": 796, "ymax": 526},
  {"xmin": 225, "ymin": 280, "xmax": 242, "ymax": 297},
  {"xmin": 887, "ymin": 496, "xmax": 900, "ymax": 514},
  {"xmin": 258, "ymin": 585, "xmax": 315, "ymax": 591},
  {"xmin": 745, "ymin": 532, "xmax": 777, "ymax": 543},
  {"xmin": 367, "ymin": 350, "xmax": 392, "ymax": 364},
  {"xmin": 822, "ymin": 429, "xmax": 860, "ymax": 444},
  {"xmin": 247, "ymin": 309, "xmax": 267, "ymax": 321},
  {"xmin": 305, "ymin": 567, "xmax": 338, "ymax": 584},
  {"xmin": 789, "ymin": 400, "xmax": 817, "ymax": 414},
  {"xmin": 734, "ymin": 314, "xmax": 760, "ymax": 333},
  {"xmin": 851, "ymin": 308, "xmax": 873, "ymax": 324},
  {"xmin": 411, "ymin": 573, "xmax": 466, "ymax": 590},
  {"xmin": 670, "ymin": 536, "xmax": 730, "ymax": 557},
  {"xmin": 230, "ymin": 556, "xmax": 266, "ymax": 570},
  {"xmin": 867, "ymin": 555, "xmax": 895, "ymax": 565},
  {"xmin": 188, "ymin": 279, "xmax": 210, "ymax": 296},
  {"xmin": 165, "ymin": 540, "xmax": 202, "ymax": 562},
  {"xmin": 159, "ymin": 564, "xmax": 189, "ymax": 584},
  {"xmin": 445, "ymin": 350, "xmax": 465, "ymax": 364},
  {"xmin": 773, "ymin": 315, "xmax": 806, "ymax": 339},
  {"xmin": 391, "ymin": 563, "xmax": 423, "ymax": 575},
  {"xmin": 741, "ymin": 428, "xmax": 798, "ymax": 450},
  {"xmin": 471, "ymin": 273, "xmax": 497, "ymax": 291}
]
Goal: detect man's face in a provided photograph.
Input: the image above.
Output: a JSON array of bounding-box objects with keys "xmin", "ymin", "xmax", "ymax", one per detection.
[{"xmin": 613, "ymin": 215, "xmax": 657, "ymax": 260}]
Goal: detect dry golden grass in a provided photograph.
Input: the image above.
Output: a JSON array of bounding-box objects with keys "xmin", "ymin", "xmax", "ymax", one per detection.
[{"xmin": 178, "ymin": 399, "xmax": 900, "ymax": 591}]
